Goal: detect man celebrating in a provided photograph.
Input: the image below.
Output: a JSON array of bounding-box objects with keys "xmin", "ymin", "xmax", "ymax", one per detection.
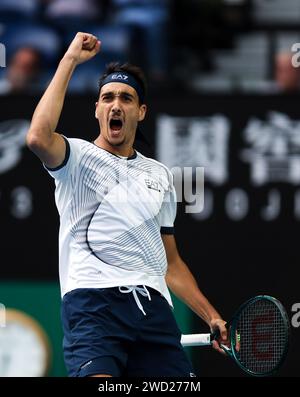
[{"xmin": 27, "ymin": 32, "xmax": 228, "ymax": 377}]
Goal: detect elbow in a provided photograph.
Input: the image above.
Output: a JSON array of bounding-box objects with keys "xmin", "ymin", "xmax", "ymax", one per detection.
[
  {"xmin": 165, "ymin": 263, "xmax": 175, "ymax": 284},
  {"xmin": 26, "ymin": 129, "xmax": 49, "ymax": 152},
  {"xmin": 26, "ymin": 131, "xmax": 37, "ymax": 150},
  {"xmin": 165, "ymin": 268, "xmax": 177, "ymax": 292},
  {"xmin": 26, "ymin": 133, "xmax": 41, "ymax": 152}
]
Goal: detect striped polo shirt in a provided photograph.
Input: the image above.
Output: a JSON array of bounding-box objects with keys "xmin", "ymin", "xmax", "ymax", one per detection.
[{"xmin": 46, "ymin": 137, "xmax": 177, "ymax": 306}]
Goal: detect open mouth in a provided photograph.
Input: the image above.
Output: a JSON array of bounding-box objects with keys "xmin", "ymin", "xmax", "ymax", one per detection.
[{"xmin": 109, "ymin": 119, "xmax": 123, "ymax": 132}]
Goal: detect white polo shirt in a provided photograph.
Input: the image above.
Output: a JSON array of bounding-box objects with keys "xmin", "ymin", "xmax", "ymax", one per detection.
[{"xmin": 46, "ymin": 137, "xmax": 177, "ymax": 306}]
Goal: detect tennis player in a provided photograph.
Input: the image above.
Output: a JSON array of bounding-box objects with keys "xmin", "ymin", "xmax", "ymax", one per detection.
[{"xmin": 26, "ymin": 32, "xmax": 228, "ymax": 377}]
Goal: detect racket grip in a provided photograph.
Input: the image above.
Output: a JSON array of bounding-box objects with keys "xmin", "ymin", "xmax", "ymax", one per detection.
[{"xmin": 181, "ymin": 333, "xmax": 212, "ymax": 347}]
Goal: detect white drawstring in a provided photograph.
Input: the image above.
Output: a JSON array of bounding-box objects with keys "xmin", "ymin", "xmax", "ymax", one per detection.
[{"xmin": 119, "ymin": 285, "xmax": 151, "ymax": 316}]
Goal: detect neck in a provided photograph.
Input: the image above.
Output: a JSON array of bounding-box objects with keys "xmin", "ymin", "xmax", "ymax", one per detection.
[{"xmin": 94, "ymin": 136, "xmax": 134, "ymax": 158}]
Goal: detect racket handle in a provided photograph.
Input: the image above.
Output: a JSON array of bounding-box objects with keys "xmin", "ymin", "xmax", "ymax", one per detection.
[
  {"xmin": 181, "ymin": 333, "xmax": 212, "ymax": 347},
  {"xmin": 181, "ymin": 324, "xmax": 229, "ymax": 347}
]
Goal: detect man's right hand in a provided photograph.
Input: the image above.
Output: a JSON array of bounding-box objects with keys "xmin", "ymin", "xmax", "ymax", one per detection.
[{"xmin": 63, "ymin": 32, "xmax": 101, "ymax": 65}]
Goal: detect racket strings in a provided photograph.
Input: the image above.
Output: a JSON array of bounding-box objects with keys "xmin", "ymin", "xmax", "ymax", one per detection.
[{"xmin": 234, "ymin": 299, "xmax": 288, "ymax": 375}]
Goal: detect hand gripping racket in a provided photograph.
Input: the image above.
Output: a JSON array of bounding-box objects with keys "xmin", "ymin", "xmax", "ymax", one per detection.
[{"xmin": 181, "ymin": 295, "xmax": 290, "ymax": 376}]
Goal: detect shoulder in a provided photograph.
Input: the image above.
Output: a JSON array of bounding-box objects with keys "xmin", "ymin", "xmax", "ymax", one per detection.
[
  {"xmin": 66, "ymin": 137, "xmax": 91, "ymax": 149},
  {"xmin": 135, "ymin": 152, "xmax": 175, "ymax": 193},
  {"xmin": 136, "ymin": 151, "xmax": 173, "ymax": 180},
  {"xmin": 66, "ymin": 138, "xmax": 101, "ymax": 159}
]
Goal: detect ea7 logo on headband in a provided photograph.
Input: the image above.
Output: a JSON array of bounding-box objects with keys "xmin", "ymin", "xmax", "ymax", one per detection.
[{"xmin": 111, "ymin": 74, "xmax": 129, "ymax": 81}]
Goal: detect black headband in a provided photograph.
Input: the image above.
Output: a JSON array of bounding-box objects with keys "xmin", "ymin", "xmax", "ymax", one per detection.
[{"xmin": 99, "ymin": 72, "xmax": 145, "ymax": 103}]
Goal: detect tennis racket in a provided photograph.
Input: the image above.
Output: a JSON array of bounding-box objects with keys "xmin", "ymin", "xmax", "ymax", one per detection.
[{"xmin": 181, "ymin": 295, "xmax": 290, "ymax": 376}]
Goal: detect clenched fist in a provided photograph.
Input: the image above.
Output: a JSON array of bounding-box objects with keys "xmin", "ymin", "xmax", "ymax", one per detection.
[{"xmin": 64, "ymin": 32, "xmax": 101, "ymax": 65}]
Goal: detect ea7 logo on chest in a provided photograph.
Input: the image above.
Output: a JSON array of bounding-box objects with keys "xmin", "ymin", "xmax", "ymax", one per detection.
[
  {"xmin": 145, "ymin": 179, "xmax": 161, "ymax": 192},
  {"xmin": 111, "ymin": 74, "xmax": 129, "ymax": 81}
]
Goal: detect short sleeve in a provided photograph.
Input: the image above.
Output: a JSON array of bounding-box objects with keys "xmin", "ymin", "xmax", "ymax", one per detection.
[
  {"xmin": 159, "ymin": 183, "xmax": 177, "ymax": 235},
  {"xmin": 43, "ymin": 137, "xmax": 86, "ymax": 215},
  {"xmin": 44, "ymin": 136, "xmax": 81, "ymax": 181}
]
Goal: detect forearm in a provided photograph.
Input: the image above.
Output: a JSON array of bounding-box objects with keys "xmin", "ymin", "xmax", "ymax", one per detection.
[
  {"xmin": 27, "ymin": 56, "xmax": 76, "ymax": 143},
  {"xmin": 166, "ymin": 259, "xmax": 222, "ymax": 328},
  {"xmin": 26, "ymin": 32, "xmax": 99, "ymax": 167}
]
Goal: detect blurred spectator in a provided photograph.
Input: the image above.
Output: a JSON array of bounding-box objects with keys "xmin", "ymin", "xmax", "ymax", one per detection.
[
  {"xmin": 43, "ymin": 0, "xmax": 100, "ymax": 18},
  {"xmin": 0, "ymin": 47, "xmax": 42, "ymax": 94},
  {"xmin": 111, "ymin": 0, "xmax": 170, "ymax": 83},
  {"xmin": 42, "ymin": 0, "xmax": 103, "ymax": 26},
  {"xmin": 274, "ymin": 51, "xmax": 300, "ymax": 93},
  {"xmin": 0, "ymin": 22, "xmax": 61, "ymax": 67},
  {"xmin": 0, "ymin": 0, "xmax": 39, "ymax": 21}
]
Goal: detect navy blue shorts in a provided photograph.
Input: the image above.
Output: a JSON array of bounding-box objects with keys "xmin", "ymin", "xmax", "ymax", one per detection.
[{"xmin": 61, "ymin": 286, "xmax": 195, "ymax": 377}]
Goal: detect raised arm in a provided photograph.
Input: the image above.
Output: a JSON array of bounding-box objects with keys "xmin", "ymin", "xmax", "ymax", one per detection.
[
  {"xmin": 163, "ymin": 234, "xmax": 228, "ymax": 353},
  {"xmin": 26, "ymin": 32, "xmax": 101, "ymax": 168}
]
